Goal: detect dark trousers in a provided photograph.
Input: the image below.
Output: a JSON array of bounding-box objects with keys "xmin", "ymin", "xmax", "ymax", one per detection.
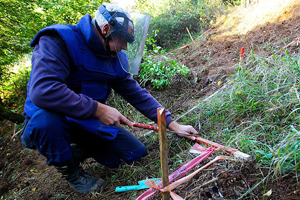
[{"xmin": 21, "ymin": 109, "xmax": 147, "ymax": 168}]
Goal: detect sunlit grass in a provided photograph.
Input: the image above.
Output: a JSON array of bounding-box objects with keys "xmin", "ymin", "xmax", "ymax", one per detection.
[
  {"xmin": 180, "ymin": 51, "xmax": 300, "ymax": 175},
  {"xmin": 215, "ymin": 0, "xmax": 299, "ymax": 37}
]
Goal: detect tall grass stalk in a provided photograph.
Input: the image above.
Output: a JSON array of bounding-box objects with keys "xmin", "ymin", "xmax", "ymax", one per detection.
[{"xmin": 182, "ymin": 52, "xmax": 300, "ymax": 175}]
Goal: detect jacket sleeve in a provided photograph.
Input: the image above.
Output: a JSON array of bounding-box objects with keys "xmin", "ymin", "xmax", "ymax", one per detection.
[
  {"xmin": 111, "ymin": 75, "xmax": 174, "ymax": 126},
  {"xmin": 29, "ymin": 34, "xmax": 98, "ymax": 119}
]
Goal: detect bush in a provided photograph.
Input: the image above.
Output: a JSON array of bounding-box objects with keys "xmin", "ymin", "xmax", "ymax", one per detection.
[
  {"xmin": 134, "ymin": 0, "xmax": 229, "ymax": 49},
  {"xmin": 0, "ymin": 62, "xmax": 30, "ymax": 111},
  {"xmin": 135, "ymin": 33, "xmax": 190, "ymax": 89}
]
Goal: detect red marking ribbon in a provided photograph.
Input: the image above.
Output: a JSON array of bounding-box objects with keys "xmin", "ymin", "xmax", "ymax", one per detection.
[
  {"xmin": 240, "ymin": 47, "xmax": 245, "ymax": 58},
  {"xmin": 136, "ymin": 145, "xmax": 215, "ymax": 200},
  {"xmin": 133, "ymin": 123, "xmax": 159, "ymax": 131}
]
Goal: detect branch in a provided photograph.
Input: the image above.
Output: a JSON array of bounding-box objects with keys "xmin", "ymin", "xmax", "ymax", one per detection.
[{"xmin": 0, "ymin": 104, "xmax": 24, "ymax": 124}]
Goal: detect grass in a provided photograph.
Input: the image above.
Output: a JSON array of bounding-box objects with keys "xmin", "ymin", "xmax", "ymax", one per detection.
[
  {"xmin": 99, "ymin": 43, "xmax": 300, "ymax": 198},
  {"xmin": 177, "ymin": 50, "xmax": 300, "ymax": 177},
  {"xmin": 2, "ymin": 39, "xmax": 299, "ymax": 200},
  {"xmin": 2, "ymin": 1, "xmax": 300, "ymax": 198},
  {"xmin": 1, "ymin": 52, "xmax": 299, "ymax": 199},
  {"xmin": 87, "ymin": 49, "xmax": 299, "ymax": 200}
]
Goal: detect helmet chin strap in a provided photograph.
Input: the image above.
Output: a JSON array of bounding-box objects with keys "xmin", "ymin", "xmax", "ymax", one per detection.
[{"xmin": 94, "ymin": 20, "xmax": 117, "ymax": 56}]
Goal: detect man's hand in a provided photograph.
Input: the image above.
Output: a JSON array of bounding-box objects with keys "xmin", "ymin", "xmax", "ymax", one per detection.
[
  {"xmin": 168, "ymin": 121, "xmax": 198, "ymax": 136},
  {"xmin": 94, "ymin": 102, "xmax": 133, "ymax": 128}
]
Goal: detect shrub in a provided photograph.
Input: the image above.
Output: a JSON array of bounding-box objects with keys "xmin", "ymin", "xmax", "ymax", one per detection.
[
  {"xmin": 134, "ymin": 0, "xmax": 229, "ymax": 49},
  {"xmin": 136, "ymin": 32, "xmax": 190, "ymax": 89}
]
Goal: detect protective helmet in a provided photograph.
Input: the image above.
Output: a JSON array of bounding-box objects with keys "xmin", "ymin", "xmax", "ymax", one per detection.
[
  {"xmin": 94, "ymin": 4, "xmax": 151, "ymax": 75},
  {"xmin": 98, "ymin": 4, "xmax": 135, "ymax": 43}
]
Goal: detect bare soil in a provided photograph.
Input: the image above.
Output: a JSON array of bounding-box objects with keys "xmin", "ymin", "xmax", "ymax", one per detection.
[{"xmin": 1, "ymin": 2, "xmax": 300, "ymax": 200}]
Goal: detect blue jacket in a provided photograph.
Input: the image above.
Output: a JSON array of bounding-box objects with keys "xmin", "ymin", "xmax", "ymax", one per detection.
[{"xmin": 24, "ymin": 15, "xmax": 173, "ymax": 139}]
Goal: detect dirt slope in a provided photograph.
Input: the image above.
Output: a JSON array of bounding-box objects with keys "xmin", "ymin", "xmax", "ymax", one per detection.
[
  {"xmin": 178, "ymin": 0, "xmax": 300, "ymax": 90},
  {"xmin": 1, "ymin": 1, "xmax": 300, "ymax": 200}
]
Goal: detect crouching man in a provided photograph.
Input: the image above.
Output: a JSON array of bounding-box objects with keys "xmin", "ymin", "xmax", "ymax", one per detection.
[{"xmin": 21, "ymin": 2, "xmax": 198, "ymax": 194}]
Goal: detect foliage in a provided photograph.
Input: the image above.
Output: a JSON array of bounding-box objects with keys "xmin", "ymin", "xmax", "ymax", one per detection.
[
  {"xmin": 223, "ymin": 0, "xmax": 241, "ymax": 6},
  {"xmin": 0, "ymin": 60, "xmax": 30, "ymax": 124},
  {"xmin": 0, "ymin": 0, "xmax": 38, "ymax": 67},
  {"xmin": 181, "ymin": 52, "xmax": 300, "ymax": 174},
  {"xmin": 133, "ymin": 0, "xmax": 229, "ymax": 49},
  {"xmin": 0, "ymin": 62, "xmax": 31, "ymax": 110},
  {"xmin": 136, "ymin": 32, "xmax": 190, "ymax": 89},
  {"xmin": 0, "ymin": 0, "xmax": 103, "ymax": 66},
  {"xmin": 0, "ymin": 0, "xmax": 106, "ymax": 83}
]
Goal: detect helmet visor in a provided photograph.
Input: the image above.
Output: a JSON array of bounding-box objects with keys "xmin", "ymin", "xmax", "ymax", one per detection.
[{"xmin": 113, "ymin": 12, "xmax": 151, "ymax": 75}]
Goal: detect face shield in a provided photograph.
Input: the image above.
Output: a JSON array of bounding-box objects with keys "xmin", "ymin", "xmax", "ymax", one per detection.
[{"xmin": 98, "ymin": 5, "xmax": 151, "ymax": 75}]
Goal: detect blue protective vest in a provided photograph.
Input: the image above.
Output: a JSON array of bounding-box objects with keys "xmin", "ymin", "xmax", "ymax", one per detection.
[
  {"xmin": 27, "ymin": 15, "xmax": 130, "ymax": 140},
  {"xmin": 30, "ymin": 15, "xmax": 129, "ymax": 103}
]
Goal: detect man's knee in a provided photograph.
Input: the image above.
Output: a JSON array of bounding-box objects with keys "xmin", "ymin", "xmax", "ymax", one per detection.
[
  {"xmin": 21, "ymin": 109, "xmax": 71, "ymax": 148},
  {"xmin": 122, "ymin": 145, "xmax": 147, "ymax": 163},
  {"xmin": 21, "ymin": 109, "xmax": 73, "ymax": 164}
]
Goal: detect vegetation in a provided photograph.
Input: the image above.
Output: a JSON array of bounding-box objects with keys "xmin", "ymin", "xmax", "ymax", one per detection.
[
  {"xmin": 137, "ymin": 33, "xmax": 190, "ymax": 89},
  {"xmin": 134, "ymin": 0, "xmax": 229, "ymax": 49},
  {"xmin": 2, "ymin": 0, "xmax": 299, "ymax": 176},
  {"xmin": 1, "ymin": 0, "xmax": 299, "ymax": 199},
  {"xmin": 0, "ymin": 62, "xmax": 30, "ymax": 123},
  {"xmin": 0, "ymin": 0, "xmax": 103, "ymax": 66},
  {"xmin": 181, "ymin": 52, "xmax": 300, "ymax": 175}
]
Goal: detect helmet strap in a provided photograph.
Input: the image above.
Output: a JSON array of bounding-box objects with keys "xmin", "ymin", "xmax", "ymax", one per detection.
[{"xmin": 94, "ymin": 20, "xmax": 116, "ymax": 56}]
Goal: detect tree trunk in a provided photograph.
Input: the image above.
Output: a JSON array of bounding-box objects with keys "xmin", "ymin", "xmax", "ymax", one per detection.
[{"xmin": 0, "ymin": 104, "xmax": 24, "ymax": 124}]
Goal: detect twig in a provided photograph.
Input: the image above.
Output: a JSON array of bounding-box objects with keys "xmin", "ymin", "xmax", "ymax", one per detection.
[
  {"xmin": 168, "ymin": 26, "xmax": 215, "ymax": 54},
  {"xmin": 186, "ymin": 27, "xmax": 195, "ymax": 44},
  {"xmin": 268, "ymin": 37, "xmax": 299, "ymax": 59},
  {"xmin": 237, "ymin": 172, "xmax": 271, "ymax": 199},
  {"xmin": 11, "ymin": 127, "xmax": 22, "ymax": 140},
  {"xmin": 189, "ymin": 177, "xmax": 218, "ymax": 193},
  {"xmin": 175, "ymin": 82, "xmax": 229, "ymax": 121},
  {"xmin": 194, "ymin": 26, "xmax": 215, "ymax": 42}
]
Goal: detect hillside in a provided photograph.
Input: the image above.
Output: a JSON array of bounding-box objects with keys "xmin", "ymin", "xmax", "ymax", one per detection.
[
  {"xmin": 0, "ymin": 1, "xmax": 299, "ymax": 199},
  {"xmin": 174, "ymin": 0, "xmax": 300, "ymax": 103}
]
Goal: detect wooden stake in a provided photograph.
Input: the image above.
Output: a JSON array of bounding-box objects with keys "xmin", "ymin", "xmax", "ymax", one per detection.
[{"xmin": 157, "ymin": 108, "xmax": 170, "ymax": 200}]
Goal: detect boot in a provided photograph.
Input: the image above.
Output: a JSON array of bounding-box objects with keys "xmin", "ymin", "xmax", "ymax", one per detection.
[
  {"xmin": 55, "ymin": 159, "xmax": 106, "ymax": 194},
  {"xmin": 70, "ymin": 143, "xmax": 88, "ymax": 163}
]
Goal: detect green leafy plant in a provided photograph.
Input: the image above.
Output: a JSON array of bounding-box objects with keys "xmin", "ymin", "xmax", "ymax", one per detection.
[{"xmin": 136, "ymin": 32, "xmax": 190, "ymax": 89}]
